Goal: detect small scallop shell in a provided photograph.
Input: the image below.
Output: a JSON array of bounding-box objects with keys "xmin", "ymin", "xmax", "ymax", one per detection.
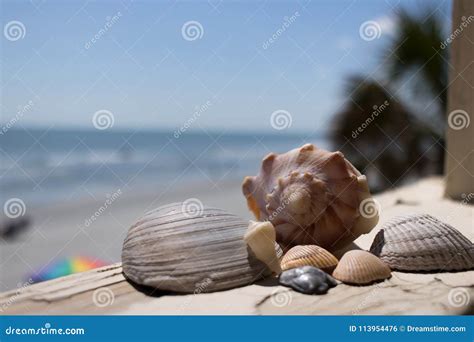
[
  {"xmin": 332, "ymin": 250, "xmax": 391, "ymax": 285},
  {"xmin": 280, "ymin": 245, "xmax": 338, "ymax": 273},
  {"xmin": 370, "ymin": 214, "xmax": 474, "ymax": 272},
  {"xmin": 122, "ymin": 203, "xmax": 280, "ymax": 293}
]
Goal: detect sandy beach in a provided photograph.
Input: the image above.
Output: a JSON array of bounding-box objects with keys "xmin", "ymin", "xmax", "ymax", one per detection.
[{"xmin": 0, "ymin": 178, "xmax": 250, "ymax": 291}]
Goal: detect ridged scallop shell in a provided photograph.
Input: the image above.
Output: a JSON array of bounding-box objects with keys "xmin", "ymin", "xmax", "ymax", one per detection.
[
  {"xmin": 281, "ymin": 245, "xmax": 338, "ymax": 272},
  {"xmin": 242, "ymin": 144, "xmax": 378, "ymax": 252},
  {"xmin": 332, "ymin": 250, "xmax": 391, "ymax": 285},
  {"xmin": 122, "ymin": 203, "xmax": 281, "ymax": 293},
  {"xmin": 370, "ymin": 214, "xmax": 474, "ymax": 272}
]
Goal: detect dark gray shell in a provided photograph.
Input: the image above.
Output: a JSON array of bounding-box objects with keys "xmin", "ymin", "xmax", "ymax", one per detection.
[
  {"xmin": 122, "ymin": 203, "xmax": 273, "ymax": 293},
  {"xmin": 370, "ymin": 214, "xmax": 474, "ymax": 272},
  {"xmin": 279, "ymin": 266, "xmax": 337, "ymax": 294}
]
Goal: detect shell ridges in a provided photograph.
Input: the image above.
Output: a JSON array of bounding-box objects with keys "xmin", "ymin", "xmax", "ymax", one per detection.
[
  {"xmin": 280, "ymin": 245, "xmax": 338, "ymax": 272},
  {"xmin": 122, "ymin": 203, "xmax": 273, "ymax": 293},
  {"xmin": 369, "ymin": 213, "xmax": 474, "ymax": 272},
  {"xmin": 332, "ymin": 250, "xmax": 391, "ymax": 285},
  {"xmin": 241, "ymin": 144, "xmax": 378, "ymax": 252}
]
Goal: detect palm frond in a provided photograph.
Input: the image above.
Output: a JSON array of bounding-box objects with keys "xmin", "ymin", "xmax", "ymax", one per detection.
[{"xmin": 383, "ymin": 8, "xmax": 448, "ymax": 110}]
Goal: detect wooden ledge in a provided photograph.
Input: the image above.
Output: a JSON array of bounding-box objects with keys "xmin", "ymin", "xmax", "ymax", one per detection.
[{"xmin": 1, "ymin": 178, "xmax": 473, "ymax": 315}]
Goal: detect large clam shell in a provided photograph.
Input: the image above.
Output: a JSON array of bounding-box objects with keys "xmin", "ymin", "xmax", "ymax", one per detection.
[
  {"xmin": 280, "ymin": 245, "xmax": 338, "ymax": 272},
  {"xmin": 332, "ymin": 250, "xmax": 391, "ymax": 285},
  {"xmin": 122, "ymin": 203, "xmax": 280, "ymax": 293},
  {"xmin": 370, "ymin": 214, "xmax": 474, "ymax": 272},
  {"xmin": 242, "ymin": 144, "xmax": 378, "ymax": 252}
]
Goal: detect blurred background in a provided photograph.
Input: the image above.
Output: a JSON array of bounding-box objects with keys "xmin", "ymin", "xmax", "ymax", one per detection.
[{"xmin": 1, "ymin": 0, "xmax": 453, "ymax": 290}]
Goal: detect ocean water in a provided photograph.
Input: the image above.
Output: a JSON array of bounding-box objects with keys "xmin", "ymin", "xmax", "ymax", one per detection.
[{"xmin": 0, "ymin": 128, "xmax": 328, "ymax": 207}]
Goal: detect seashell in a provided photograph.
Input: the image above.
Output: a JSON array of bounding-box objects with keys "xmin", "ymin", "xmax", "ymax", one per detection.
[
  {"xmin": 332, "ymin": 250, "xmax": 391, "ymax": 285},
  {"xmin": 245, "ymin": 221, "xmax": 282, "ymax": 274},
  {"xmin": 122, "ymin": 203, "xmax": 282, "ymax": 293},
  {"xmin": 279, "ymin": 266, "xmax": 337, "ymax": 294},
  {"xmin": 242, "ymin": 144, "xmax": 378, "ymax": 252},
  {"xmin": 370, "ymin": 214, "xmax": 474, "ymax": 272},
  {"xmin": 280, "ymin": 245, "xmax": 338, "ymax": 273}
]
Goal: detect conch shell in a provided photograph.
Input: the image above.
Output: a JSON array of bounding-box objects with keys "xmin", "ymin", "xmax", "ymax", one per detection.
[{"xmin": 242, "ymin": 144, "xmax": 378, "ymax": 252}]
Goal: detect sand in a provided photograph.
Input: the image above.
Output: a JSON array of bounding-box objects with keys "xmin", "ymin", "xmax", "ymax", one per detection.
[
  {"xmin": 1, "ymin": 177, "xmax": 472, "ymax": 315},
  {"xmin": 0, "ymin": 178, "xmax": 250, "ymax": 291}
]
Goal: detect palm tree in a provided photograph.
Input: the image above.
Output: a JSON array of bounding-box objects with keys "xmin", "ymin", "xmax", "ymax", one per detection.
[
  {"xmin": 384, "ymin": 8, "xmax": 448, "ymax": 118},
  {"xmin": 331, "ymin": 77, "xmax": 433, "ymax": 191},
  {"xmin": 330, "ymin": 7, "xmax": 448, "ymax": 191}
]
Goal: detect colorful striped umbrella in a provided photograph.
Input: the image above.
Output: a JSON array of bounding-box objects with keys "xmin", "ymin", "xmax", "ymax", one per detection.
[{"xmin": 30, "ymin": 256, "xmax": 108, "ymax": 283}]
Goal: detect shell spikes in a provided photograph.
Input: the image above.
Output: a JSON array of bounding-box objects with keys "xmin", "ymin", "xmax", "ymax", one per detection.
[{"xmin": 242, "ymin": 144, "xmax": 378, "ymax": 252}]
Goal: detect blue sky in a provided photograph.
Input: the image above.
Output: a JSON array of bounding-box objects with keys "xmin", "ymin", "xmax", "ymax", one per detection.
[{"xmin": 1, "ymin": 0, "xmax": 451, "ymax": 133}]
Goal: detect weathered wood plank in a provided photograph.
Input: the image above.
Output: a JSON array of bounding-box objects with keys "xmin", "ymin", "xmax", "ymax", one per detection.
[{"xmin": 1, "ymin": 178, "xmax": 473, "ymax": 315}]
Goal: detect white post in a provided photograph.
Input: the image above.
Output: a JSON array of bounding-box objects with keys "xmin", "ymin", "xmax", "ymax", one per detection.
[{"xmin": 444, "ymin": 0, "xmax": 474, "ymax": 199}]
